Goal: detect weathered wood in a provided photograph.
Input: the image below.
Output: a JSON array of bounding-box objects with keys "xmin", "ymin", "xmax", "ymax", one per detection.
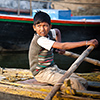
[
  {"xmin": 30, "ymin": 0, "xmax": 32, "ymax": 16},
  {"xmin": 18, "ymin": 0, "xmax": 20, "ymax": 16},
  {"xmin": 0, "ymin": 70, "xmax": 100, "ymax": 99},
  {"xmin": 61, "ymin": 84, "xmax": 100, "ymax": 99},
  {"xmin": 45, "ymin": 46, "xmax": 94, "ymax": 100},
  {"xmin": 64, "ymin": 51, "xmax": 100, "ymax": 66},
  {"xmin": 88, "ymin": 81, "xmax": 100, "ymax": 88},
  {"xmin": 76, "ymin": 90, "xmax": 100, "ymax": 99},
  {"xmin": 0, "ymin": 81, "xmax": 100, "ymax": 100},
  {"xmin": 0, "ymin": 80, "xmax": 52, "ymax": 91},
  {"xmin": 76, "ymin": 72, "xmax": 100, "ymax": 82},
  {"xmin": 1, "ymin": 67, "xmax": 100, "ymax": 99}
]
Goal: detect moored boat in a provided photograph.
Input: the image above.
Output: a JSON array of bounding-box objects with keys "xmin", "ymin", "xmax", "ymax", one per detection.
[{"xmin": 0, "ymin": 5, "xmax": 100, "ymax": 52}]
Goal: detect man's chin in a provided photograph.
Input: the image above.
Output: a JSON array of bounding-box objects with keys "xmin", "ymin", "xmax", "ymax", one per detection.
[{"xmin": 41, "ymin": 34, "xmax": 47, "ymax": 37}]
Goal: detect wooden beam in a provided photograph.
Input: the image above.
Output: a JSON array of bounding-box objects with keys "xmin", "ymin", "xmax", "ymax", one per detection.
[
  {"xmin": 64, "ymin": 51, "xmax": 100, "ymax": 66},
  {"xmin": 18, "ymin": 0, "xmax": 20, "ymax": 16}
]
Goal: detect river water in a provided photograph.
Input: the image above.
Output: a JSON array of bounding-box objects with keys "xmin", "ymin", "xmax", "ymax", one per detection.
[{"xmin": 0, "ymin": 49, "xmax": 100, "ymax": 73}]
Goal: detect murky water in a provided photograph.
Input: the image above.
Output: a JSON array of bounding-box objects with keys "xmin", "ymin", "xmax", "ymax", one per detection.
[
  {"xmin": 0, "ymin": 52, "xmax": 29, "ymax": 69},
  {"xmin": 0, "ymin": 49, "xmax": 100, "ymax": 73}
]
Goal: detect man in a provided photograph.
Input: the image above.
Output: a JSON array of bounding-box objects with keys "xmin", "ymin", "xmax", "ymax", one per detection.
[{"xmin": 29, "ymin": 11, "xmax": 98, "ymax": 90}]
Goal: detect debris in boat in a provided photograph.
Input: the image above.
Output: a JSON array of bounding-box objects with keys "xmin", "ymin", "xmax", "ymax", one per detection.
[
  {"xmin": 76, "ymin": 72, "xmax": 100, "ymax": 82},
  {"xmin": 0, "ymin": 67, "xmax": 34, "ymax": 82},
  {"xmin": 1, "ymin": 75, "xmax": 33, "ymax": 82}
]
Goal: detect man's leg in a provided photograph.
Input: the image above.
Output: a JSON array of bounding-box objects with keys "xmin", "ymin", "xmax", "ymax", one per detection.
[{"xmin": 35, "ymin": 65, "xmax": 88, "ymax": 90}]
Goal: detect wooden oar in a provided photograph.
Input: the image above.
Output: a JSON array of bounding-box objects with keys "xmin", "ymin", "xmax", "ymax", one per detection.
[
  {"xmin": 64, "ymin": 51, "xmax": 100, "ymax": 66},
  {"xmin": 44, "ymin": 46, "xmax": 94, "ymax": 100}
]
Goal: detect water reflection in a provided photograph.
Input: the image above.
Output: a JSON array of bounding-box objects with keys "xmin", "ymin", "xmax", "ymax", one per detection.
[
  {"xmin": 0, "ymin": 53, "xmax": 29, "ymax": 69},
  {"xmin": 0, "ymin": 50, "xmax": 100, "ymax": 73}
]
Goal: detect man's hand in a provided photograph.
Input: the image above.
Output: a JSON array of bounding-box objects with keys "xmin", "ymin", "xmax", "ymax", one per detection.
[
  {"xmin": 55, "ymin": 49, "xmax": 65, "ymax": 55},
  {"xmin": 87, "ymin": 39, "xmax": 99, "ymax": 48}
]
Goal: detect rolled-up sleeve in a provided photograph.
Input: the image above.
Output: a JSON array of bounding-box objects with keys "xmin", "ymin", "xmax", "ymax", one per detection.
[{"xmin": 37, "ymin": 37, "xmax": 55, "ymax": 51}]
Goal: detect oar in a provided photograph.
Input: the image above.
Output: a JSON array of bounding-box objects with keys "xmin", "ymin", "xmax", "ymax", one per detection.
[
  {"xmin": 45, "ymin": 45, "xmax": 94, "ymax": 100},
  {"xmin": 64, "ymin": 51, "xmax": 100, "ymax": 66}
]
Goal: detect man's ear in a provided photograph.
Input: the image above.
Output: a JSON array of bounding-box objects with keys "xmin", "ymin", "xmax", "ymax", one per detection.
[
  {"xmin": 33, "ymin": 25, "xmax": 36, "ymax": 31},
  {"xmin": 50, "ymin": 25, "xmax": 52, "ymax": 29}
]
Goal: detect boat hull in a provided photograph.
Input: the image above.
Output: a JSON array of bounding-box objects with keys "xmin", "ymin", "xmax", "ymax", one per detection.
[
  {"xmin": 0, "ymin": 18, "xmax": 100, "ymax": 52},
  {"xmin": 0, "ymin": 21, "xmax": 34, "ymax": 51},
  {"xmin": 53, "ymin": 25, "xmax": 100, "ymax": 43}
]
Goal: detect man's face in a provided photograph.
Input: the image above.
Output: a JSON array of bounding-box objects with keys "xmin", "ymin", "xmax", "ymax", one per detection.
[{"xmin": 33, "ymin": 22, "xmax": 52, "ymax": 37}]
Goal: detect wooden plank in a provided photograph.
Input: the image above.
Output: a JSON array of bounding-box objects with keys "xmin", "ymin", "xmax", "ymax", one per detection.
[
  {"xmin": 76, "ymin": 72, "xmax": 100, "ymax": 82},
  {"xmin": 76, "ymin": 90, "xmax": 100, "ymax": 99},
  {"xmin": 88, "ymin": 81, "xmax": 100, "ymax": 88},
  {"xmin": 64, "ymin": 51, "xmax": 100, "ymax": 66},
  {"xmin": 0, "ymin": 83, "xmax": 99, "ymax": 100}
]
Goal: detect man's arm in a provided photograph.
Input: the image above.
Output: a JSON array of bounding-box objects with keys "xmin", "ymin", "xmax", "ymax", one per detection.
[
  {"xmin": 52, "ymin": 39, "xmax": 98, "ymax": 50},
  {"xmin": 54, "ymin": 28, "xmax": 61, "ymax": 42}
]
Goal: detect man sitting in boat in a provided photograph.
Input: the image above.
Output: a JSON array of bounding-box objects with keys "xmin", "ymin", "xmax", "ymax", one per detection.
[{"xmin": 29, "ymin": 11, "xmax": 98, "ymax": 90}]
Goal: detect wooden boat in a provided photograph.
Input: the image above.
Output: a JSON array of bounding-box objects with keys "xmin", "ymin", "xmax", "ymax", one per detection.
[{"xmin": 0, "ymin": 67, "xmax": 100, "ymax": 100}]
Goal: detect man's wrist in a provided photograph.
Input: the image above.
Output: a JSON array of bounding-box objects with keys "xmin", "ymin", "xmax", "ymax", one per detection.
[{"xmin": 86, "ymin": 41, "xmax": 88, "ymax": 47}]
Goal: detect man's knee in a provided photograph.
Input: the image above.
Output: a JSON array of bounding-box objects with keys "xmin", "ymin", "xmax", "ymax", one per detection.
[{"xmin": 64, "ymin": 78, "xmax": 88, "ymax": 90}]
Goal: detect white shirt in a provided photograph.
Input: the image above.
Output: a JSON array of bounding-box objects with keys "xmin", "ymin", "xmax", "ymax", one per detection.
[{"xmin": 37, "ymin": 29, "xmax": 56, "ymax": 51}]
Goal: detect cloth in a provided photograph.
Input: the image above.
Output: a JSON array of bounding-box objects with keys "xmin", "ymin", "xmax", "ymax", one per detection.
[
  {"xmin": 37, "ymin": 37, "xmax": 55, "ymax": 51},
  {"xmin": 35, "ymin": 65, "xmax": 88, "ymax": 90}
]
